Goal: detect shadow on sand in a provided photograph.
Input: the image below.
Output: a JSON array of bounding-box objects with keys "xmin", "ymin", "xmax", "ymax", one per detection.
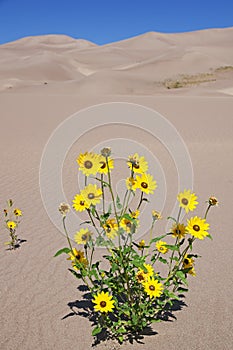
[{"xmin": 62, "ymin": 285, "xmax": 187, "ymax": 346}]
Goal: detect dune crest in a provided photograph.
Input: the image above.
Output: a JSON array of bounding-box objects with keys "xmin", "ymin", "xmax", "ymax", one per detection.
[{"xmin": 0, "ymin": 28, "xmax": 233, "ymax": 95}]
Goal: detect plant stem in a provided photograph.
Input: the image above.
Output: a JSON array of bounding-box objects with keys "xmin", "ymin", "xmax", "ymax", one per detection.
[
  {"xmin": 177, "ymin": 207, "xmax": 182, "ymax": 223},
  {"xmin": 101, "ymin": 174, "xmax": 105, "ymax": 214},
  {"xmin": 62, "ymin": 216, "xmax": 73, "ymax": 252},
  {"xmin": 87, "ymin": 209, "xmax": 101, "ymax": 235},
  {"xmin": 204, "ymin": 204, "xmax": 211, "ymax": 219},
  {"xmin": 137, "ymin": 191, "xmax": 144, "ymax": 210},
  {"xmin": 106, "ymin": 158, "xmax": 118, "ymax": 224}
]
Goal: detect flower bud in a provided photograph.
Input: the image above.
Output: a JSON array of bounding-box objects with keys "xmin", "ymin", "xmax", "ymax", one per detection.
[
  {"xmin": 208, "ymin": 196, "xmax": 219, "ymax": 206},
  {"xmin": 152, "ymin": 210, "xmax": 162, "ymax": 220},
  {"xmin": 58, "ymin": 203, "xmax": 70, "ymax": 216},
  {"xmin": 101, "ymin": 147, "xmax": 111, "ymax": 158}
]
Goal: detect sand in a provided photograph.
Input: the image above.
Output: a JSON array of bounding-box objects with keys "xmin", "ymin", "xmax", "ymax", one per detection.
[{"xmin": 0, "ymin": 28, "xmax": 233, "ymax": 350}]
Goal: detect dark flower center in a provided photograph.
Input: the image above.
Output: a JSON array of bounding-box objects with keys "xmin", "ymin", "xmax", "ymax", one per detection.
[
  {"xmin": 138, "ymin": 274, "xmax": 144, "ymax": 281},
  {"xmin": 84, "ymin": 160, "xmax": 93, "ymax": 169},
  {"xmin": 100, "ymin": 161, "xmax": 106, "ymax": 169},
  {"xmin": 76, "ymin": 254, "xmax": 81, "ymax": 260},
  {"xmin": 100, "ymin": 301, "xmax": 107, "ymax": 308},
  {"xmin": 80, "ymin": 201, "xmax": 85, "ymax": 206},
  {"xmin": 182, "ymin": 198, "xmax": 189, "ymax": 205},
  {"xmin": 184, "ymin": 258, "xmax": 189, "ymax": 264},
  {"xmin": 126, "ymin": 221, "xmax": 132, "ymax": 228},
  {"xmin": 82, "ymin": 235, "xmax": 87, "ymax": 241},
  {"xmin": 106, "ymin": 225, "xmax": 111, "ymax": 233},
  {"xmin": 193, "ymin": 225, "xmax": 200, "ymax": 232},
  {"xmin": 141, "ymin": 182, "xmax": 148, "ymax": 189},
  {"xmin": 149, "ymin": 285, "xmax": 155, "ymax": 291},
  {"xmin": 176, "ymin": 229, "xmax": 181, "ymax": 234},
  {"xmin": 134, "ymin": 163, "xmax": 140, "ymax": 169},
  {"xmin": 88, "ymin": 193, "xmax": 95, "ymax": 200}
]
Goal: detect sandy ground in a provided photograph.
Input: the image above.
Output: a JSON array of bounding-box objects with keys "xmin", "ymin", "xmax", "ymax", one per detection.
[{"xmin": 0, "ymin": 28, "xmax": 233, "ymax": 350}]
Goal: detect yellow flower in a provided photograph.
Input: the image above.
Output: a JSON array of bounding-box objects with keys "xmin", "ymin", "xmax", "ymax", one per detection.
[
  {"xmin": 144, "ymin": 277, "xmax": 164, "ymax": 299},
  {"xmin": 183, "ymin": 254, "xmax": 194, "ymax": 268},
  {"xmin": 171, "ymin": 223, "xmax": 186, "ymax": 239},
  {"xmin": 74, "ymin": 228, "xmax": 92, "ymax": 245},
  {"xmin": 130, "ymin": 210, "xmax": 140, "ymax": 218},
  {"xmin": 98, "ymin": 155, "xmax": 114, "ymax": 175},
  {"xmin": 208, "ymin": 196, "xmax": 219, "ymax": 206},
  {"xmin": 156, "ymin": 240, "xmax": 168, "ymax": 254},
  {"xmin": 143, "ymin": 263, "xmax": 154, "ymax": 277},
  {"xmin": 77, "ymin": 152, "xmax": 101, "ymax": 176},
  {"xmin": 188, "ymin": 267, "xmax": 196, "ymax": 276},
  {"xmin": 120, "ymin": 217, "xmax": 138, "ymax": 234},
  {"xmin": 136, "ymin": 270, "xmax": 147, "ymax": 283},
  {"xmin": 92, "ymin": 291, "xmax": 115, "ymax": 313},
  {"xmin": 81, "ymin": 184, "xmax": 102, "ymax": 206},
  {"xmin": 127, "ymin": 153, "xmax": 148, "ymax": 174},
  {"xmin": 177, "ymin": 190, "xmax": 198, "ymax": 213},
  {"xmin": 182, "ymin": 255, "xmax": 196, "ymax": 277},
  {"xmin": 103, "ymin": 218, "xmax": 118, "ymax": 239},
  {"xmin": 13, "ymin": 208, "xmax": 22, "ymax": 216},
  {"xmin": 73, "ymin": 194, "xmax": 90, "ymax": 212},
  {"xmin": 126, "ymin": 177, "xmax": 138, "ymax": 191},
  {"xmin": 67, "ymin": 248, "xmax": 88, "ymax": 267},
  {"xmin": 7, "ymin": 221, "xmax": 16, "ymax": 229},
  {"xmin": 152, "ymin": 210, "xmax": 162, "ymax": 220},
  {"xmin": 138, "ymin": 239, "xmax": 145, "ymax": 250},
  {"xmin": 135, "ymin": 173, "xmax": 157, "ymax": 194},
  {"xmin": 187, "ymin": 216, "xmax": 209, "ymax": 240},
  {"xmin": 137, "ymin": 263, "xmax": 154, "ymax": 283}
]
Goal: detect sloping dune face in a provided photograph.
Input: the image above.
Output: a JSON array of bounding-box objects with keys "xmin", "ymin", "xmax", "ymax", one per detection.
[{"xmin": 0, "ymin": 28, "xmax": 233, "ymax": 94}]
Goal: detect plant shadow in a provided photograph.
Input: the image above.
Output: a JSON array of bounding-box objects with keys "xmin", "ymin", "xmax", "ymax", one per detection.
[
  {"xmin": 62, "ymin": 285, "xmax": 187, "ymax": 346},
  {"xmin": 5, "ymin": 238, "xmax": 27, "ymax": 251}
]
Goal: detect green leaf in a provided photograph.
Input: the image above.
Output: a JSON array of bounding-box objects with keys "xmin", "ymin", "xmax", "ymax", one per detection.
[
  {"xmin": 176, "ymin": 271, "xmax": 188, "ymax": 286},
  {"xmin": 116, "ymin": 195, "xmax": 122, "ymax": 209},
  {"xmin": 177, "ymin": 287, "xmax": 189, "ymax": 293},
  {"xmin": 92, "ymin": 326, "xmax": 102, "ymax": 336},
  {"xmin": 170, "ymin": 256, "xmax": 179, "ymax": 262},
  {"xmin": 150, "ymin": 234, "xmax": 168, "ymax": 244},
  {"xmin": 207, "ymin": 234, "xmax": 213, "ymax": 240},
  {"xmin": 164, "ymin": 244, "xmax": 179, "ymax": 251},
  {"xmin": 111, "ymin": 263, "xmax": 119, "ymax": 273},
  {"xmin": 142, "ymin": 198, "xmax": 149, "ymax": 202},
  {"xmin": 167, "ymin": 292, "xmax": 180, "ymax": 300},
  {"xmin": 54, "ymin": 247, "xmax": 70, "ymax": 257},
  {"xmin": 68, "ymin": 269, "xmax": 82, "ymax": 279},
  {"xmin": 122, "ymin": 213, "xmax": 134, "ymax": 221},
  {"xmin": 179, "ymin": 238, "xmax": 185, "ymax": 246},
  {"xmin": 117, "ymin": 326, "xmax": 126, "ymax": 334},
  {"xmin": 132, "ymin": 259, "xmax": 145, "ymax": 268},
  {"xmin": 90, "ymin": 206, "xmax": 96, "ymax": 216},
  {"xmin": 96, "ymin": 236, "xmax": 105, "ymax": 246},
  {"xmin": 80, "ymin": 220, "xmax": 91, "ymax": 226},
  {"xmin": 188, "ymin": 254, "xmax": 201, "ymax": 258},
  {"xmin": 158, "ymin": 256, "xmax": 168, "ymax": 264},
  {"xmin": 118, "ymin": 335, "xmax": 124, "ymax": 344},
  {"xmin": 167, "ymin": 216, "xmax": 177, "ymax": 222}
]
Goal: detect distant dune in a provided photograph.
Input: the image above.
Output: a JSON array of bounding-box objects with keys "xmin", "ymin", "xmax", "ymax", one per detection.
[
  {"xmin": 1, "ymin": 27, "xmax": 233, "ymax": 350},
  {"xmin": 0, "ymin": 27, "xmax": 233, "ymax": 95}
]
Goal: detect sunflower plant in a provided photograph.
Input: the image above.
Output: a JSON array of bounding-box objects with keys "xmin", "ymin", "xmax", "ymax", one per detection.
[
  {"xmin": 3, "ymin": 199, "xmax": 23, "ymax": 249},
  {"xmin": 55, "ymin": 148, "xmax": 218, "ymax": 344}
]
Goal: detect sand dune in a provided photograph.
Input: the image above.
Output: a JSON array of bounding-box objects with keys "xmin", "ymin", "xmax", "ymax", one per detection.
[
  {"xmin": 0, "ymin": 27, "xmax": 233, "ymax": 93},
  {"xmin": 0, "ymin": 28, "xmax": 233, "ymax": 350}
]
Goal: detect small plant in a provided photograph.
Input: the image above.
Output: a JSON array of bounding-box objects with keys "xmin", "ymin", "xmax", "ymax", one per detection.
[
  {"xmin": 4, "ymin": 199, "xmax": 23, "ymax": 249},
  {"xmin": 55, "ymin": 148, "xmax": 218, "ymax": 344}
]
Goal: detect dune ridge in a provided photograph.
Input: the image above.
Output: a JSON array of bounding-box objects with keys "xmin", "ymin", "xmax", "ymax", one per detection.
[{"xmin": 0, "ymin": 27, "xmax": 233, "ymax": 95}]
